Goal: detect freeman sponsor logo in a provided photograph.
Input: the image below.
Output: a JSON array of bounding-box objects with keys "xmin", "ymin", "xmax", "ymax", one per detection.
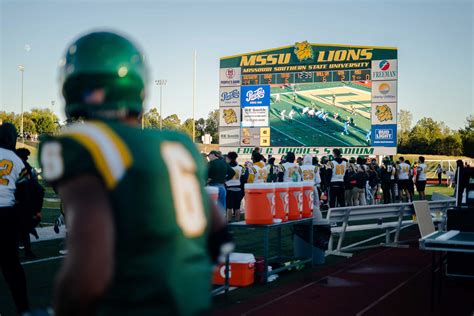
[
  {"xmin": 220, "ymin": 89, "xmax": 240, "ymax": 102},
  {"xmin": 372, "ymin": 59, "xmax": 397, "ymax": 80}
]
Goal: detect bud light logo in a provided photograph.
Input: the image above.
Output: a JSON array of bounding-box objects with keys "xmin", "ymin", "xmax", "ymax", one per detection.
[
  {"xmin": 372, "ymin": 124, "xmax": 397, "ymax": 147},
  {"xmin": 241, "ymin": 85, "xmax": 270, "ymax": 106},
  {"xmin": 375, "ymin": 128, "xmax": 393, "ymax": 140},
  {"xmin": 379, "ymin": 60, "xmax": 390, "ymax": 71},
  {"xmin": 220, "ymin": 89, "xmax": 240, "ymax": 102}
]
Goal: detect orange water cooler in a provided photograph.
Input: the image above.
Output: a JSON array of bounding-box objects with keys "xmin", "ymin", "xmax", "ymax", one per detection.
[
  {"xmin": 302, "ymin": 182, "xmax": 314, "ymax": 218},
  {"xmin": 287, "ymin": 182, "xmax": 303, "ymax": 220},
  {"xmin": 244, "ymin": 183, "xmax": 275, "ymax": 225},
  {"xmin": 274, "ymin": 182, "xmax": 289, "ymax": 222}
]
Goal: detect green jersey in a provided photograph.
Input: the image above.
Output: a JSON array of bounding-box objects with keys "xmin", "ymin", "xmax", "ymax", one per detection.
[{"xmin": 39, "ymin": 120, "xmax": 212, "ymax": 315}]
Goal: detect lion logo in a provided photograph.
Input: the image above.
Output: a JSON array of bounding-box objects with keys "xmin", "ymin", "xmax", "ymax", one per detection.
[
  {"xmin": 375, "ymin": 104, "xmax": 393, "ymax": 122},
  {"xmin": 294, "ymin": 41, "xmax": 314, "ymax": 62},
  {"xmin": 223, "ymin": 108, "xmax": 237, "ymax": 124}
]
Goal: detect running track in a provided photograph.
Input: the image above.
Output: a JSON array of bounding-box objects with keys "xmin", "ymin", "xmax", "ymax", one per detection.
[{"xmin": 214, "ymin": 241, "xmax": 474, "ymax": 316}]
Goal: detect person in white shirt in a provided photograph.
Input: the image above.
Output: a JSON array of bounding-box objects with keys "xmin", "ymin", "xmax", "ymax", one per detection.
[
  {"xmin": 397, "ymin": 156, "xmax": 412, "ymax": 202},
  {"xmin": 416, "ymin": 156, "xmax": 428, "ymax": 200},
  {"xmin": 328, "ymin": 149, "xmax": 347, "ymax": 208},
  {"xmin": 0, "ymin": 123, "xmax": 30, "ymax": 314},
  {"xmin": 280, "ymin": 109, "xmax": 286, "ymax": 121},
  {"xmin": 278, "ymin": 152, "xmax": 302, "ymax": 182}
]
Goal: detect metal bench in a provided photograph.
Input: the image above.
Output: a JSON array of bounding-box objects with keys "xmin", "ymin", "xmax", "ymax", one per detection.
[{"xmin": 325, "ymin": 199, "xmax": 455, "ymax": 257}]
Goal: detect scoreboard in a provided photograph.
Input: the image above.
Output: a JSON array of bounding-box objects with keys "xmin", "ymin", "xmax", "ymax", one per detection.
[
  {"xmin": 219, "ymin": 42, "xmax": 398, "ymax": 156},
  {"xmin": 244, "ymin": 69, "xmax": 372, "ymax": 85}
]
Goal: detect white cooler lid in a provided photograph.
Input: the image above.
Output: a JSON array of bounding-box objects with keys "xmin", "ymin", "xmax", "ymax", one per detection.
[{"xmin": 229, "ymin": 252, "xmax": 256, "ymax": 264}]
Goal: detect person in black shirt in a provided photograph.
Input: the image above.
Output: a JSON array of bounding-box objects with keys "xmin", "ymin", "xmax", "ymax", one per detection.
[{"xmin": 207, "ymin": 150, "xmax": 235, "ymax": 210}]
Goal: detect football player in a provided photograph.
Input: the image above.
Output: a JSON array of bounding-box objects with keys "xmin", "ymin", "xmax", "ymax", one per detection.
[
  {"xmin": 0, "ymin": 123, "xmax": 30, "ymax": 314},
  {"xmin": 39, "ymin": 31, "xmax": 230, "ymax": 316},
  {"xmin": 278, "ymin": 152, "xmax": 302, "ymax": 182}
]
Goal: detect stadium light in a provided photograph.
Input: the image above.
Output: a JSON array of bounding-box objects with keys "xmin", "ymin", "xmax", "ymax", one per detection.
[
  {"xmin": 155, "ymin": 79, "xmax": 167, "ymax": 130},
  {"xmin": 18, "ymin": 65, "xmax": 25, "ymax": 137}
]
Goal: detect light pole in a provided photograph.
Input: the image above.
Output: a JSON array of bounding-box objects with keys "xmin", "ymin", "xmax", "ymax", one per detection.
[
  {"xmin": 154, "ymin": 79, "xmax": 167, "ymax": 130},
  {"xmin": 18, "ymin": 65, "xmax": 25, "ymax": 137}
]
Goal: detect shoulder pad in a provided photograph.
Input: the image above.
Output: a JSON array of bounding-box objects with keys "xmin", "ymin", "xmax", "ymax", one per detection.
[{"xmin": 40, "ymin": 122, "xmax": 132, "ymax": 190}]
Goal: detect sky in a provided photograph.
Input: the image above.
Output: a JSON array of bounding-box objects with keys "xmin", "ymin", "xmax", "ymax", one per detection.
[{"xmin": 1, "ymin": 0, "xmax": 473, "ymax": 129}]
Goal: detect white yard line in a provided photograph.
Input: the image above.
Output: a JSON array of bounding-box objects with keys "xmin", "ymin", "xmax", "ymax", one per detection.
[
  {"xmin": 270, "ymin": 126, "xmax": 307, "ymax": 146},
  {"xmin": 22, "ymin": 255, "xmax": 65, "ymax": 266}
]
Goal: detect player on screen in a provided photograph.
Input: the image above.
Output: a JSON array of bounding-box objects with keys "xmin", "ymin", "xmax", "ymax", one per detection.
[
  {"xmin": 39, "ymin": 31, "xmax": 231, "ymax": 316},
  {"xmin": 308, "ymin": 108, "xmax": 315, "ymax": 118},
  {"xmin": 280, "ymin": 109, "xmax": 286, "ymax": 121},
  {"xmin": 332, "ymin": 93, "xmax": 336, "ymax": 105},
  {"xmin": 366, "ymin": 130, "xmax": 372, "ymax": 145},
  {"xmin": 342, "ymin": 121, "xmax": 350, "ymax": 135},
  {"xmin": 302, "ymin": 107, "xmax": 309, "ymax": 116},
  {"xmin": 275, "ymin": 93, "xmax": 281, "ymax": 103},
  {"xmin": 288, "ymin": 109, "xmax": 296, "ymax": 122}
]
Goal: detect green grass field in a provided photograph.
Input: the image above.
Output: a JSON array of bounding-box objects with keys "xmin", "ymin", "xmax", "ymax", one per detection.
[
  {"xmin": 0, "ymin": 184, "xmax": 455, "ymax": 315},
  {"xmin": 269, "ymin": 82, "xmax": 372, "ymax": 147}
]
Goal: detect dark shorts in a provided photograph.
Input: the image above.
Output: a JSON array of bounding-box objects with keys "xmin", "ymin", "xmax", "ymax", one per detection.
[
  {"xmin": 416, "ymin": 180, "xmax": 427, "ymax": 192},
  {"xmin": 399, "ymin": 179, "xmax": 411, "ymax": 191},
  {"xmin": 226, "ymin": 189, "xmax": 243, "ymax": 210}
]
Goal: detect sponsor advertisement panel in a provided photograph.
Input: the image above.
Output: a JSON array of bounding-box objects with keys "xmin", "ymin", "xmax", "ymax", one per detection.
[
  {"xmin": 219, "ymin": 107, "xmax": 241, "ymax": 127},
  {"xmin": 371, "ymin": 59, "xmax": 398, "ymax": 81},
  {"xmin": 371, "ymin": 102, "xmax": 397, "ymax": 125},
  {"xmin": 219, "ymin": 127, "xmax": 241, "ymax": 146},
  {"xmin": 241, "ymin": 128, "xmax": 261, "ymax": 147},
  {"xmin": 241, "ymin": 106, "xmax": 269, "ymax": 127},
  {"xmin": 372, "ymin": 81, "xmax": 397, "ymax": 102},
  {"xmin": 240, "ymin": 85, "xmax": 270, "ymax": 107},
  {"xmin": 219, "ymin": 86, "xmax": 240, "ymax": 107},
  {"xmin": 220, "ymin": 67, "xmax": 241, "ymax": 86},
  {"xmin": 371, "ymin": 124, "xmax": 397, "ymax": 147}
]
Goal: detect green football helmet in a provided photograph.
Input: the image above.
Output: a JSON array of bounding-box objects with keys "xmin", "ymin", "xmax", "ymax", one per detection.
[{"xmin": 60, "ymin": 31, "xmax": 148, "ymax": 119}]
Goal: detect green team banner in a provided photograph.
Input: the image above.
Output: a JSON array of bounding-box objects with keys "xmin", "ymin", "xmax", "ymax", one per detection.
[{"xmin": 220, "ymin": 42, "xmax": 397, "ymax": 74}]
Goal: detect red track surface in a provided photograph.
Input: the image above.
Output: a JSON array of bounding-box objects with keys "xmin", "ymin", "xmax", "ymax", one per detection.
[{"xmin": 215, "ymin": 245, "xmax": 474, "ymax": 316}]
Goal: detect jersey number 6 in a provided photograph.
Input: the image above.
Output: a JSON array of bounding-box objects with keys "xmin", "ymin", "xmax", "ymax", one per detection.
[{"xmin": 161, "ymin": 142, "xmax": 206, "ymax": 238}]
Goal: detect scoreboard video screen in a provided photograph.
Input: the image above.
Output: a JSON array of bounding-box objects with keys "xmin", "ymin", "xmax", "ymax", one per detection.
[{"xmin": 219, "ymin": 42, "xmax": 398, "ymax": 156}]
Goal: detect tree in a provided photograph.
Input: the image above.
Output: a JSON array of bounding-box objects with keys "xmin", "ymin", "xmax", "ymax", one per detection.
[
  {"xmin": 204, "ymin": 110, "xmax": 219, "ymax": 144},
  {"xmin": 143, "ymin": 108, "xmax": 162, "ymax": 129},
  {"xmin": 162, "ymin": 114, "xmax": 181, "ymax": 130},
  {"xmin": 398, "ymin": 109, "xmax": 412, "ymax": 133},
  {"xmin": 459, "ymin": 115, "xmax": 474, "ymax": 158},
  {"xmin": 29, "ymin": 108, "xmax": 59, "ymax": 135},
  {"xmin": 408, "ymin": 118, "xmax": 443, "ymax": 154},
  {"xmin": 397, "ymin": 110, "xmax": 413, "ymax": 152}
]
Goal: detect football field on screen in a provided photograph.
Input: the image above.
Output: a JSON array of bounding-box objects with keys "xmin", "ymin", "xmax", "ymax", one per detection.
[{"xmin": 269, "ymin": 82, "xmax": 372, "ymax": 147}]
